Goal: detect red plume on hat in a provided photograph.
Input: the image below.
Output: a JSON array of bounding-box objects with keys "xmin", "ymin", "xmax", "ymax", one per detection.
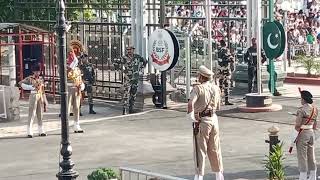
[{"xmin": 67, "ymin": 50, "xmax": 79, "ymax": 69}]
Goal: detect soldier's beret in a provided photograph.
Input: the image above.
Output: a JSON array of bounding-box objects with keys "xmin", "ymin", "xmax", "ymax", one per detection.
[
  {"xmin": 301, "ymin": 90, "xmax": 313, "ymax": 104},
  {"xmin": 198, "ymin": 65, "xmax": 214, "ymax": 78}
]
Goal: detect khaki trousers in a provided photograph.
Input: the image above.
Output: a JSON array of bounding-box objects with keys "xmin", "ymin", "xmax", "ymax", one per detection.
[
  {"xmin": 28, "ymin": 93, "xmax": 43, "ymax": 134},
  {"xmin": 194, "ymin": 115, "xmax": 223, "ymax": 176},
  {"xmin": 67, "ymin": 86, "xmax": 81, "ymax": 123},
  {"xmin": 296, "ymin": 130, "xmax": 316, "ymax": 172}
]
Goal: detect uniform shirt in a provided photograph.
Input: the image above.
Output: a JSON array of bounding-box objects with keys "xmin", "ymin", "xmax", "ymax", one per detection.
[
  {"xmin": 244, "ymin": 46, "xmax": 267, "ymax": 69},
  {"xmin": 190, "ymin": 81, "xmax": 221, "ymax": 114},
  {"xmin": 217, "ymin": 47, "xmax": 233, "ymax": 68},
  {"xmin": 80, "ymin": 63, "xmax": 95, "ymax": 84},
  {"xmin": 114, "ymin": 54, "xmax": 147, "ymax": 84},
  {"xmin": 19, "ymin": 75, "xmax": 43, "ymax": 93},
  {"xmin": 67, "ymin": 67, "xmax": 83, "ymax": 86},
  {"xmin": 296, "ymin": 104, "xmax": 319, "ymax": 128},
  {"xmin": 217, "ymin": 47, "xmax": 235, "ymax": 75}
]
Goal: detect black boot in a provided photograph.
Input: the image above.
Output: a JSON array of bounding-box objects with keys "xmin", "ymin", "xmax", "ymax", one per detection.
[
  {"xmin": 225, "ymin": 97, "xmax": 234, "ymax": 105},
  {"xmin": 89, "ymin": 104, "xmax": 96, "ymax": 114},
  {"xmin": 122, "ymin": 107, "xmax": 127, "ymax": 115},
  {"xmin": 79, "ymin": 105, "xmax": 83, "ymax": 116},
  {"xmin": 129, "ymin": 106, "xmax": 136, "ymax": 114}
]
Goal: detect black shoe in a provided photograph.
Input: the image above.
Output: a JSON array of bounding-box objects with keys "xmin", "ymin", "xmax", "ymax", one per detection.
[
  {"xmin": 74, "ymin": 130, "xmax": 84, "ymax": 133},
  {"xmin": 39, "ymin": 133, "xmax": 47, "ymax": 137},
  {"xmin": 59, "ymin": 114, "xmax": 61, "ymax": 117},
  {"xmin": 27, "ymin": 135, "xmax": 33, "ymax": 138},
  {"xmin": 225, "ymin": 102, "xmax": 234, "ymax": 105},
  {"xmin": 273, "ymin": 91, "xmax": 282, "ymax": 96},
  {"xmin": 123, "ymin": 107, "xmax": 127, "ymax": 115},
  {"xmin": 89, "ymin": 104, "xmax": 96, "ymax": 114},
  {"xmin": 80, "ymin": 112, "xmax": 83, "ymax": 116},
  {"xmin": 242, "ymin": 96, "xmax": 246, "ymax": 100},
  {"xmin": 70, "ymin": 113, "xmax": 73, "ymax": 116}
]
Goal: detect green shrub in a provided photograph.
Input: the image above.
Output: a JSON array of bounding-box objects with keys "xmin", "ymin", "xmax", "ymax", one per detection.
[
  {"xmin": 263, "ymin": 143, "xmax": 286, "ymax": 180},
  {"xmin": 296, "ymin": 55, "xmax": 316, "ymax": 76},
  {"xmin": 87, "ymin": 168, "xmax": 119, "ymax": 180}
]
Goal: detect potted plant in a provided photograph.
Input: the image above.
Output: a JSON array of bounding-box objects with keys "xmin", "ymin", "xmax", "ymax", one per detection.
[
  {"xmin": 87, "ymin": 168, "xmax": 119, "ymax": 180},
  {"xmin": 263, "ymin": 143, "xmax": 286, "ymax": 180}
]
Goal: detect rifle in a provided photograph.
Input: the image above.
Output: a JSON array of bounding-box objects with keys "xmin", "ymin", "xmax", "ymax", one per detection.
[{"xmin": 193, "ymin": 122, "xmax": 200, "ymax": 168}]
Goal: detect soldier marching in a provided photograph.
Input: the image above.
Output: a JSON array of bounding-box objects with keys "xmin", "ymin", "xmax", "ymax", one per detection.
[
  {"xmin": 19, "ymin": 65, "xmax": 48, "ymax": 138},
  {"xmin": 113, "ymin": 46, "xmax": 147, "ymax": 115}
]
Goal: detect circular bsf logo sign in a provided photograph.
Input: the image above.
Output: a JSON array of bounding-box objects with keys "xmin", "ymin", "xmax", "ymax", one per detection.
[{"xmin": 148, "ymin": 29, "xmax": 179, "ymax": 71}]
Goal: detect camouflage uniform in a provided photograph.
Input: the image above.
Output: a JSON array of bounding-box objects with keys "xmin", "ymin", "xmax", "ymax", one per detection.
[
  {"xmin": 217, "ymin": 46, "xmax": 234, "ymax": 105},
  {"xmin": 113, "ymin": 53, "xmax": 147, "ymax": 114},
  {"xmin": 80, "ymin": 61, "xmax": 96, "ymax": 114}
]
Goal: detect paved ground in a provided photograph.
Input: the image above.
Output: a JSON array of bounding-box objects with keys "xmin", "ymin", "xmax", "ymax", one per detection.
[{"xmin": 0, "ymin": 83, "xmax": 320, "ymax": 180}]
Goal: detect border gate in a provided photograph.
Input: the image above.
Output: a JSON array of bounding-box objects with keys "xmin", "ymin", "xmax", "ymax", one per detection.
[{"xmin": 12, "ymin": 0, "xmax": 256, "ymax": 101}]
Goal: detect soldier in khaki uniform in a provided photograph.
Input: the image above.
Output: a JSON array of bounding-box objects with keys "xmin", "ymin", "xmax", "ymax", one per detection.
[
  {"xmin": 19, "ymin": 65, "xmax": 48, "ymax": 138},
  {"xmin": 187, "ymin": 65, "xmax": 224, "ymax": 180},
  {"xmin": 293, "ymin": 90, "xmax": 318, "ymax": 180},
  {"xmin": 67, "ymin": 50, "xmax": 85, "ymax": 133}
]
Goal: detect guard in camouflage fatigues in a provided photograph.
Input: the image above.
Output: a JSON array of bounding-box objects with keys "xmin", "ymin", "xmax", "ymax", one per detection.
[
  {"xmin": 113, "ymin": 46, "xmax": 147, "ymax": 114},
  {"xmin": 79, "ymin": 53, "xmax": 96, "ymax": 114},
  {"xmin": 19, "ymin": 65, "xmax": 48, "ymax": 138},
  {"xmin": 217, "ymin": 40, "xmax": 234, "ymax": 105}
]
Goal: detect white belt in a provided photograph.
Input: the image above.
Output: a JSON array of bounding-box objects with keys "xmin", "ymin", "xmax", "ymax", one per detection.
[
  {"xmin": 301, "ymin": 125, "xmax": 313, "ymax": 129},
  {"xmin": 67, "ymin": 83, "xmax": 74, "ymax": 86},
  {"xmin": 30, "ymin": 91, "xmax": 37, "ymax": 94}
]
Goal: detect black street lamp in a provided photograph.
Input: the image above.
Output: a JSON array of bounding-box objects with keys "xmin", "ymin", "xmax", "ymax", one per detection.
[{"xmin": 55, "ymin": 0, "xmax": 79, "ymax": 179}]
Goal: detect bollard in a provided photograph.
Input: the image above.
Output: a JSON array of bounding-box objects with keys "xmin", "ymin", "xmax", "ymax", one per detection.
[{"xmin": 265, "ymin": 125, "xmax": 280, "ymax": 154}]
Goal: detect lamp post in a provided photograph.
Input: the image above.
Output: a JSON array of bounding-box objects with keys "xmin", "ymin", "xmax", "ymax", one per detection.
[
  {"xmin": 281, "ymin": 0, "xmax": 291, "ymax": 72},
  {"xmin": 55, "ymin": 0, "xmax": 79, "ymax": 179}
]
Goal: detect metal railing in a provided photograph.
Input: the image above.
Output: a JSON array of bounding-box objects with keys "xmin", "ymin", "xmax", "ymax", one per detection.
[{"xmin": 119, "ymin": 167, "xmax": 188, "ymax": 180}]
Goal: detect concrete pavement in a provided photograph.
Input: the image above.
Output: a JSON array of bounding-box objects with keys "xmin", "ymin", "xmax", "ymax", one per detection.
[{"xmin": 0, "ymin": 83, "xmax": 320, "ymax": 179}]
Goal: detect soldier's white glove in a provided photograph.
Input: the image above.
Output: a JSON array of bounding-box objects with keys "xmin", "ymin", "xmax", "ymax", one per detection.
[
  {"xmin": 80, "ymin": 83, "xmax": 85, "ymax": 91},
  {"xmin": 21, "ymin": 83, "xmax": 35, "ymax": 91},
  {"xmin": 186, "ymin": 111, "xmax": 197, "ymax": 122}
]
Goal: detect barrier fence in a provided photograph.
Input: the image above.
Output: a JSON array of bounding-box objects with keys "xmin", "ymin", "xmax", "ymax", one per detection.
[{"xmin": 119, "ymin": 167, "xmax": 188, "ymax": 180}]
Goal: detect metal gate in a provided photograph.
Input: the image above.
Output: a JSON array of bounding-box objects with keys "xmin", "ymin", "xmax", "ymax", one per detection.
[
  {"xmin": 13, "ymin": 0, "xmax": 131, "ymax": 100},
  {"xmin": 13, "ymin": 0, "xmax": 256, "ymax": 100}
]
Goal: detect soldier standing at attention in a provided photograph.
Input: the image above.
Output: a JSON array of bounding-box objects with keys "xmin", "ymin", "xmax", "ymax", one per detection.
[
  {"xmin": 19, "ymin": 65, "xmax": 48, "ymax": 138},
  {"xmin": 244, "ymin": 38, "xmax": 281, "ymax": 96},
  {"xmin": 113, "ymin": 46, "xmax": 147, "ymax": 115},
  {"xmin": 187, "ymin": 65, "xmax": 224, "ymax": 180},
  {"xmin": 292, "ymin": 90, "xmax": 318, "ymax": 180},
  {"xmin": 79, "ymin": 53, "xmax": 96, "ymax": 114},
  {"xmin": 67, "ymin": 49, "xmax": 85, "ymax": 133},
  {"xmin": 217, "ymin": 40, "xmax": 234, "ymax": 105}
]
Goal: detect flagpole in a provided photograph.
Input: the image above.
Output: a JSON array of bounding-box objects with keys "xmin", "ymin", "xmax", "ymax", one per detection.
[{"xmin": 257, "ymin": 0, "xmax": 262, "ymax": 94}]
